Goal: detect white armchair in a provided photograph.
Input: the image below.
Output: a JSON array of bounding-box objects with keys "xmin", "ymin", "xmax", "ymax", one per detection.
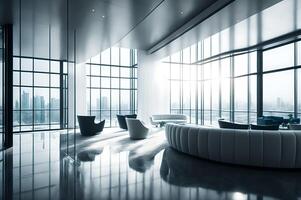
[{"xmin": 126, "ymin": 118, "xmax": 149, "ymax": 139}]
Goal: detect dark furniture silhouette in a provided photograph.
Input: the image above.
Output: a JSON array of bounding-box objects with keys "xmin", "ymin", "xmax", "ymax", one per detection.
[
  {"xmin": 77, "ymin": 116, "xmax": 105, "ymax": 136},
  {"xmin": 116, "ymin": 114, "xmax": 137, "ymax": 130},
  {"xmin": 250, "ymin": 124, "xmax": 279, "ymax": 130},
  {"xmin": 257, "ymin": 116, "xmax": 284, "ymax": 126},
  {"xmin": 218, "ymin": 119, "xmax": 249, "ymax": 130}
]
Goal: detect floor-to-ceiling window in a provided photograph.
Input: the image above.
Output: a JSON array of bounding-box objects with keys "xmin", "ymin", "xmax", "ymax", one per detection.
[
  {"xmin": 167, "ymin": 35, "xmax": 301, "ymax": 126},
  {"xmin": 262, "ymin": 43, "xmax": 296, "ymax": 117},
  {"xmin": 233, "ymin": 52, "xmax": 257, "ymax": 123},
  {"xmin": 169, "ymin": 47, "xmax": 197, "ymax": 124},
  {"xmin": 86, "ymin": 47, "xmax": 137, "ymax": 127},
  {"xmin": 12, "ymin": 57, "xmax": 68, "ymax": 132},
  {"xmin": 167, "ymin": 34, "xmax": 257, "ymax": 126}
]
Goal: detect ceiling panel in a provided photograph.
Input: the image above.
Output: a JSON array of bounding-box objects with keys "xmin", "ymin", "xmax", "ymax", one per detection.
[
  {"xmin": 0, "ymin": 0, "xmax": 290, "ymax": 63},
  {"xmin": 117, "ymin": 0, "xmax": 219, "ymax": 50}
]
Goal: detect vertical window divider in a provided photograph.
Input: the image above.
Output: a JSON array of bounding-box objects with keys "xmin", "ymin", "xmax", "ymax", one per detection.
[
  {"xmin": 257, "ymin": 50, "xmax": 263, "ymax": 118},
  {"xmin": 247, "ymin": 53, "xmax": 251, "ymax": 124},
  {"xmin": 49, "ymin": 25, "xmax": 51, "ymax": 130},
  {"xmin": 109, "ymin": 48, "xmax": 112, "ymax": 127},
  {"xmin": 99, "ymin": 57, "xmax": 101, "ymax": 121},
  {"xmin": 60, "ymin": 61, "xmax": 64, "ymax": 129},
  {"xmin": 32, "ymin": 59, "xmax": 35, "ymax": 130},
  {"xmin": 294, "ymin": 42, "xmax": 298, "ymax": 118},
  {"xmin": 230, "ymin": 55, "xmax": 234, "ymax": 122},
  {"xmin": 195, "ymin": 44, "xmax": 198, "ymax": 124}
]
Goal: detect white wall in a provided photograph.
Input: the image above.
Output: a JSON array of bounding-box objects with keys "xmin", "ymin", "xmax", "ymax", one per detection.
[{"xmin": 137, "ymin": 50, "xmax": 170, "ymax": 124}]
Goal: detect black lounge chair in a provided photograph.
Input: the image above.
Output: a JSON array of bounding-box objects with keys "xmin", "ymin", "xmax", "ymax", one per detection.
[
  {"xmin": 77, "ymin": 115, "xmax": 105, "ymax": 136},
  {"xmin": 218, "ymin": 119, "xmax": 249, "ymax": 130},
  {"xmin": 116, "ymin": 114, "xmax": 137, "ymax": 130}
]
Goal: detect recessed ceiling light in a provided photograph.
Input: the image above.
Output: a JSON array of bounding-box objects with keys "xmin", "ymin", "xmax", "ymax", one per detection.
[{"xmin": 102, "ymin": 15, "xmax": 105, "ymax": 18}]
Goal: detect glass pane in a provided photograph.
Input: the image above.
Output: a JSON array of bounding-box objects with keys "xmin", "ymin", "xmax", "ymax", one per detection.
[
  {"xmin": 51, "ymin": 74, "xmax": 60, "ymax": 87},
  {"xmin": 101, "ymin": 66, "xmax": 110, "ymax": 76},
  {"xmin": 101, "ymin": 89, "xmax": 110, "ymax": 110},
  {"xmin": 191, "ymin": 44, "xmax": 197, "ymax": 63},
  {"xmin": 120, "ymin": 48, "xmax": 130, "ymax": 66},
  {"xmin": 211, "ymin": 61, "xmax": 219, "ymax": 80},
  {"xmin": 204, "ymin": 80, "xmax": 211, "ymax": 113},
  {"xmin": 13, "ymin": 111, "xmax": 20, "ymax": 126},
  {"xmin": 50, "ymin": 110, "xmax": 60, "ymax": 123},
  {"xmin": 21, "ymin": 87, "xmax": 32, "ymax": 109},
  {"xmin": 63, "ymin": 62, "xmax": 68, "ymax": 74},
  {"xmin": 120, "ymin": 67, "xmax": 130, "ymax": 77},
  {"xmin": 203, "ymin": 37, "xmax": 211, "ymax": 59},
  {"xmin": 263, "ymin": 43, "xmax": 294, "ymax": 71},
  {"xmin": 170, "ymin": 64, "xmax": 180, "ymax": 79},
  {"xmin": 182, "ymin": 81, "xmax": 190, "ymax": 109},
  {"xmin": 203, "ymin": 63, "xmax": 211, "ymax": 80},
  {"xmin": 51, "ymin": 89, "xmax": 60, "ymax": 109},
  {"xmin": 211, "ymin": 33, "xmax": 220, "ymax": 56},
  {"xmin": 13, "ymin": 72, "xmax": 20, "ymax": 85},
  {"xmin": 13, "ymin": 57, "xmax": 20, "ymax": 70},
  {"xmin": 234, "ymin": 77, "xmax": 248, "ymax": 123},
  {"xmin": 250, "ymin": 75, "xmax": 257, "ymax": 114},
  {"xmin": 183, "ymin": 47, "xmax": 190, "ymax": 64},
  {"xmin": 111, "ymin": 78, "xmax": 119, "ymax": 88},
  {"xmin": 234, "ymin": 53, "xmax": 248, "ymax": 76},
  {"xmin": 21, "ymin": 58, "xmax": 33, "ymax": 71},
  {"xmin": 21, "ymin": 111, "xmax": 33, "ymax": 126},
  {"xmin": 101, "ymin": 77, "xmax": 110, "ymax": 88},
  {"xmin": 111, "ymin": 67, "xmax": 119, "ymax": 77},
  {"xmin": 221, "ymin": 78, "xmax": 230, "ymax": 111},
  {"xmin": 101, "ymin": 111, "xmax": 111, "ymax": 127},
  {"xmin": 234, "ymin": 77, "xmax": 248, "ymax": 111},
  {"xmin": 91, "ymin": 89, "xmax": 100, "ymax": 110},
  {"xmin": 91, "ymin": 111, "xmax": 100, "ymax": 122},
  {"xmin": 101, "ymin": 48, "xmax": 110, "ymax": 65},
  {"xmin": 120, "ymin": 90, "xmax": 130, "ymax": 110},
  {"xmin": 111, "ymin": 89, "xmax": 119, "ymax": 110},
  {"xmin": 91, "ymin": 65, "xmax": 100, "ymax": 76},
  {"xmin": 91, "ymin": 77, "xmax": 100, "ymax": 88},
  {"xmin": 34, "ymin": 59, "xmax": 49, "ymax": 72},
  {"xmin": 34, "ymin": 110, "xmax": 49, "ymax": 124},
  {"xmin": 170, "ymin": 81, "xmax": 180, "ymax": 109},
  {"xmin": 221, "ymin": 58, "xmax": 230, "ymax": 78},
  {"xmin": 34, "ymin": 88, "xmax": 49, "ymax": 109},
  {"xmin": 111, "ymin": 47, "xmax": 120, "ymax": 66},
  {"xmin": 182, "ymin": 66, "xmax": 190, "ymax": 80},
  {"xmin": 212, "ymin": 79, "xmax": 219, "ymax": 111},
  {"xmin": 34, "ymin": 73, "xmax": 49, "ymax": 87},
  {"xmin": 51, "ymin": 61, "xmax": 60, "ymax": 73},
  {"xmin": 21, "ymin": 72, "xmax": 33, "ymax": 86},
  {"xmin": 249, "ymin": 51, "xmax": 257, "ymax": 73},
  {"xmin": 263, "ymin": 70, "xmax": 294, "ymax": 116},
  {"xmin": 120, "ymin": 79, "xmax": 130, "ymax": 89},
  {"xmin": 13, "ymin": 87, "xmax": 20, "ymax": 110}
]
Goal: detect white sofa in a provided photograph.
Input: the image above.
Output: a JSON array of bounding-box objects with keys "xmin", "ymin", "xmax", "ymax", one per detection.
[
  {"xmin": 150, "ymin": 114, "xmax": 187, "ymax": 127},
  {"xmin": 165, "ymin": 123, "xmax": 301, "ymax": 168}
]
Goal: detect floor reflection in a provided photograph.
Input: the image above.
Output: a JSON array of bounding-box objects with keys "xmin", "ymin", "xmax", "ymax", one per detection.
[{"xmin": 1, "ymin": 129, "xmax": 301, "ymax": 199}]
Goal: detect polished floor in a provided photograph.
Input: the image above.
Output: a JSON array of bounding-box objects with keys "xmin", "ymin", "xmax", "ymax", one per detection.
[{"xmin": 1, "ymin": 128, "xmax": 301, "ymax": 200}]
